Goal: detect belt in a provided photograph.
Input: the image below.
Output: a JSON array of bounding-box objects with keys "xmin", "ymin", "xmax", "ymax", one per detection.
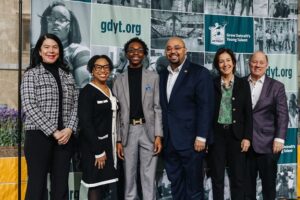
[
  {"xmin": 130, "ymin": 118, "xmax": 145, "ymax": 125},
  {"xmin": 218, "ymin": 124, "xmax": 232, "ymax": 130}
]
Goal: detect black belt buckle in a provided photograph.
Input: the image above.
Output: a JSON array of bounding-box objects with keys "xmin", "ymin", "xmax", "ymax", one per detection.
[
  {"xmin": 223, "ymin": 124, "xmax": 230, "ymax": 129},
  {"xmin": 131, "ymin": 118, "xmax": 145, "ymax": 125}
]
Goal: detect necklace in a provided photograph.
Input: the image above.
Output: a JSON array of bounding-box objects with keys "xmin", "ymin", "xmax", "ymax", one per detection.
[{"xmin": 92, "ymin": 81, "xmax": 110, "ymax": 96}]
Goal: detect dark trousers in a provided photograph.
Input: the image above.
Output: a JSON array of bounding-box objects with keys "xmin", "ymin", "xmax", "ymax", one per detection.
[
  {"xmin": 164, "ymin": 138, "xmax": 205, "ymax": 200},
  {"xmin": 24, "ymin": 130, "xmax": 74, "ymax": 200},
  {"xmin": 209, "ymin": 124, "xmax": 246, "ymax": 200},
  {"xmin": 245, "ymin": 147, "xmax": 280, "ymax": 200}
]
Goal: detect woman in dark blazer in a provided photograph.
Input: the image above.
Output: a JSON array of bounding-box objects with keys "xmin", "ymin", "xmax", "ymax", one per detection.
[
  {"xmin": 208, "ymin": 48, "xmax": 252, "ymax": 200},
  {"xmin": 78, "ymin": 55, "xmax": 118, "ymax": 200}
]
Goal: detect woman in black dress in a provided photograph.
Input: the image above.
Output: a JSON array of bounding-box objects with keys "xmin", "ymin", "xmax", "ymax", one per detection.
[{"xmin": 78, "ymin": 55, "xmax": 118, "ymax": 200}]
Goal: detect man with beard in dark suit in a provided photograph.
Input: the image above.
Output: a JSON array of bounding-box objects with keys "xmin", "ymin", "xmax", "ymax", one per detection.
[{"xmin": 159, "ymin": 37, "xmax": 214, "ymax": 199}]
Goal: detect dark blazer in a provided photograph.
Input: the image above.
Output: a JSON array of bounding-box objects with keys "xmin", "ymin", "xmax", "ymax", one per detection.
[
  {"xmin": 160, "ymin": 59, "xmax": 214, "ymax": 150},
  {"xmin": 213, "ymin": 76, "xmax": 252, "ymax": 140},
  {"xmin": 251, "ymin": 75, "xmax": 288, "ymax": 154}
]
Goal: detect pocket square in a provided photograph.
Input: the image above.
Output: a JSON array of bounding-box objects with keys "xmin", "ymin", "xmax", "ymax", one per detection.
[{"xmin": 145, "ymin": 84, "xmax": 152, "ymax": 92}]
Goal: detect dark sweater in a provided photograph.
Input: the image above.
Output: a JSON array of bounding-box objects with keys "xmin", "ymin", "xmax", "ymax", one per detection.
[{"xmin": 128, "ymin": 66, "xmax": 144, "ymax": 120}]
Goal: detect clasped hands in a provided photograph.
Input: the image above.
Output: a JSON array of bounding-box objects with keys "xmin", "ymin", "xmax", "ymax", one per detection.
[{"xmin": 53, "ymin": 128, "xmax": 72, "ymax": 145}]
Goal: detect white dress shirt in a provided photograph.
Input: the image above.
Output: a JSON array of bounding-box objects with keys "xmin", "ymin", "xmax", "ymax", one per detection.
[
  {"xmin": 248, "ymin": 75, "xmax": 265, "ymax": 109},
  {"xmin": 167, "ymin": 64, "xmax": 183, "ymax": 102},
  {"xmin": 248, "ymin": 75, "xmax": 284, "ymax": 144}
]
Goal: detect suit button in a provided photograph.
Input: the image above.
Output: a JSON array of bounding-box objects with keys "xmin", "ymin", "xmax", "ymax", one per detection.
[
  {"xmin": 232, "ymin": 108, "xmax": 236, "ymax": 111},
  {"xmin": 233, "ymin": 120, "xmax": 236, "ymax": 123},
  {"xmin": 232, "ymin": 97, "xmax": 235, "ymax": 100}
]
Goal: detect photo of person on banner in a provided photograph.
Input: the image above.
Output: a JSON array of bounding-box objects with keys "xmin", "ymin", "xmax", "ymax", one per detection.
[
  {"xmin": 39, "ymin": 1, "xmax": 90, "ymax": 88},
  {"xmin": 205, "ymin": 0, "xmax": 253, "ymax": 16},
  {"xmin": 151, "ymin": 11, "xmax": 204, "ymax": 52},
  {"xmin": 269, "ymin": 0, "xmax": 298, "ymax": 18},
  {"xmin": 254, "ymin": 18, "xmax": 297, "ymax": 54},
  {"xmin": 287, "ymin": 92, "xmax": 299, "ymax": 128},
  {"xmin": 95, "ymin": 0, "xmax": 150, "ymax": 8},
  {"xmin": 151, "ymin": 0, "xmax": 204, "ymax": 13}
]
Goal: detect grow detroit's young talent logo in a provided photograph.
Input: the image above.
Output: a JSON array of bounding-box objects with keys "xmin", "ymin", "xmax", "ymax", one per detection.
[
  {"xmin": 205, "ymin": 15, "xmax": 253, "ymax": 53},
  {"xmin": 209, "ymin": 22, "xmax": 227, "ymax": 46}
]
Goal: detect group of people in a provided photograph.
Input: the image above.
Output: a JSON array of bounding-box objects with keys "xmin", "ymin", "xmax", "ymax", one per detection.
[
  {"xmin": 265, "ymin": 26, "xmax": 295, "ymax": 54},
  {"xmin": 21, "ymin": 33, "xmax": 288, "ymax": 200},
  {"xmin": 216, "ymin": 0, "xmax": 253, "ymax": 16},
  {"xmin": 272, "ymin": 0, "xmax": 290, "ymax": 18}
]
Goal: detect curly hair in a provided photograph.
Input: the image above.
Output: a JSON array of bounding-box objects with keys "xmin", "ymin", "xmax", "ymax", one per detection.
[{"xmin": 123, "ymin": 37, "xmax": 149, "ymax": 56}]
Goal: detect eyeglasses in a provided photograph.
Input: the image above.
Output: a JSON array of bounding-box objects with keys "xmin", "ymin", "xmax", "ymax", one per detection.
[
  {"xmin": 166, "ymin": 45, "xmax": 185, "ymax": 53},
  {"xmin": 127, "ymin": 48, "xmax": 144, "ymax": 54},
  {"xmin": 46, "ymin": 16, "xmax": 70, "ymax": 24},
  {"xmin": 94, "ymin": 64, "xmax": 110, "ymax": 72}
]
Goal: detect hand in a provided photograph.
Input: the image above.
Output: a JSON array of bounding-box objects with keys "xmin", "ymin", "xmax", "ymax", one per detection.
[
  {"xmin": 153, "ymin": 136, "xmax": 162, "ymax": 155},
  {"xmin": 241, "ymin": 139, "xmax": 250, "ymax": 152},
  {"xmin": 53, "ymin": 130, "xmax": 63, "ymax": 141},
  {"xmin": 57, "ymin": 128, "xmax": 72, "ymax": 145},
  {"xmin": 273, "ymin": 140, "xmax": 284, "ymax": 154},
  {"xmin": 194, "ymin": 139, "xmax": 205, "ymax": 152},
  {"xmin": 117, "ymin": 143, "xmax": 124, "ymax": 160},
  {"xmin": 95, "ymin": 154, "xmax": 107, "ymax": 169}
]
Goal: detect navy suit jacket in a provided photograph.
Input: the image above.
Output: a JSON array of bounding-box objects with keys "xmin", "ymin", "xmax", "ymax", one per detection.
[
  {"xmin": 250, "ymin": 75, "xmax": 288, "ymax": 154},
  {"xmin": 159, "ymin": 59, "xmax": 214, "ymax": 150}
]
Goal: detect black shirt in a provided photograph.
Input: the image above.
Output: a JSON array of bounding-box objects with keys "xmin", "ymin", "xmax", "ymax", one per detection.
[
  {"xmin": 128, "ymin": 66, "xmax": 144, "ymax": 120},
  {"xmin": 43, "ymin": 62, "xmax": 64, "ymax": 130}
]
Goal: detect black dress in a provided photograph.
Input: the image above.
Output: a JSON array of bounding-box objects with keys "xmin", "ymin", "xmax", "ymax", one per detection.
[{"xmin": 78, "ymin": 83, "xmax": 118, "ymax": 187}]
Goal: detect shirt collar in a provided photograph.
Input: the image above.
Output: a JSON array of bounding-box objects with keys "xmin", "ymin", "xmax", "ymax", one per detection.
[
  {"xmin": 221, "ymin": 76, "xmax": 234, "ymax": 88},
  {"xmin": 248, "ymin": 74, "xmax": 265, "ymax": 84},
  {"xmin": 167, "ymin": 57, "xmax": 186, "ymax": 74}
]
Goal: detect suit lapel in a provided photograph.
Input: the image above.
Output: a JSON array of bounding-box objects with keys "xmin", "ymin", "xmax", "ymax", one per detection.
[
  {"xmin": 232, "ymin": 76, "xmax": 240, "ymax": 96},
  {"xmin": 169, "ymin": 60, "xmax": 189, "ymax": 102},
  {"xmin": 213, "ymin": 77, "xmax": 222, "ymax": 116},
  {"xmin": 142, "ymin": 69, "xmax": 147, "ymax": 103},
  {"xmin": 161, "ymin": 70, "xmax": 169, "ymax": 107},
  {"xmin": 214, "ymin": 76, "xmax": 222, "ymax": 95},
  {"xmin": 121, "ymin": 71, "xmax": 130, "ymax": 108}
]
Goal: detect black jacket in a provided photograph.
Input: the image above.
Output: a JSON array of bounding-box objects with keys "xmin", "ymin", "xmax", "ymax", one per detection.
[{"xmin": 213, "ymin": 75, "xmax": 253, "ymax": 140}]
